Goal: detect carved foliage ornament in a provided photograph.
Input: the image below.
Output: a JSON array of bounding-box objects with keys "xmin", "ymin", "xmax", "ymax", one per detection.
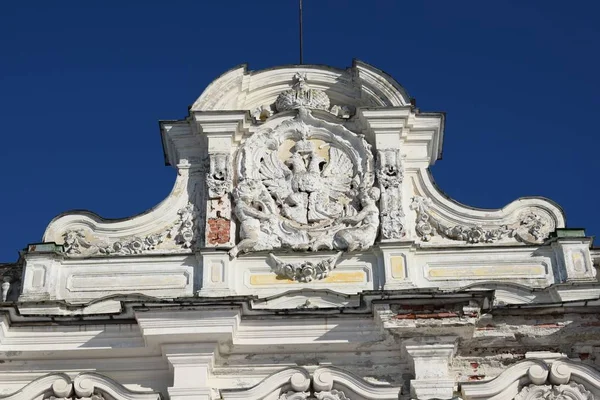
[
  {"xmin": 515, "ymin": 383, "xmax": 593, "ymax": 400},
  {"xmin": 279, "ymin": 389, "xmax": 349, "ymax": 400},
  {"xmin": 269, "ymin": 252, "xmax": 342, "ymax": 282},
  {"xmin": 410, "ymin": 196, "xmax": 553, "ymax": 244},
  {"xmin": 229, "ymin": 108, "xmax": 378, "ymax": 257},
  {"xmin": 63, "ymin": 203, "xmax": 197, "ymax": 257}
]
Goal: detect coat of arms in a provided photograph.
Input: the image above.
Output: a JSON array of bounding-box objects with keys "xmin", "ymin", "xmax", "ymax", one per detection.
[{"xmin": 229, "ymin": 108, "xmax": 379, "ymax": 257}]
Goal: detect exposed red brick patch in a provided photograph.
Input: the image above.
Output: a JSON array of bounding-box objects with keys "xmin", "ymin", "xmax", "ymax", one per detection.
[
  {"xmin": 207, "ymin": 218, "xmax": 231, "ymax": 245},
  {"xmin": 395, "ymin": 314, "xmax": 417, "ymax": 320},
  {"xmin": 579, "ymin": 353, "xmax": 590, "ymax": 360},
  {"xmin": 476, "ymin": 324, "xmax": 496, "ymax": 331},
  {"xmin": 468, "ymin": 375, "xmax": 485, "ymax": 381},
  {"xmin": 535, "ymin": 323, "xmax": 561, "ymax": 328},
  {"xmin": 470, "ymin": 362, "xmax": 479, "ymax": 369},
  {"xmin": 394, "ymin": 312, "xmax": 459, "ymax": 320}
]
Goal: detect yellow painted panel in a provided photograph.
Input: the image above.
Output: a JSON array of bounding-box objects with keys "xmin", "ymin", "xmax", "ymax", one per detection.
[
  {"xmin": 390, "ymin": 256, "xmax": 405, "ymax": 279},
  {"xmin": 250, "ymin": 271, "xmax": 365, "ymax": 286},
  {"xmin": 428, "ymin": 265, "xmax": 544, "ymax": 278}
]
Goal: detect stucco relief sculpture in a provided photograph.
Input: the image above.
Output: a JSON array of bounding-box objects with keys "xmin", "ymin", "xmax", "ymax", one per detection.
[
  {"xmin": 376, "ymin": 149, "xmax": 405, "ymax": 240},
  {"xmin": 62, "ymin": 203, "xmax": 197, "ymax": 257},
  {"xmin": 229, "ymin": 108, "xmax": 378, "ymax": 257},
  {"xmin": 410, "ymin": 196, "xmax": 553, "ymax": 244},
  {"xmin": 269, "ymin": 252, "xmax": 342, "ymax": 282},
  {"xmin": 251, "ymin": 73, "xmax": 354, "ymax": 122},
  {"xmin": 515, "ymin": 383, "xmax": 593, "ymax": 400},
  {"xmin": 275, "ymin": 73, "xmax": 331, "ymax": 113},
  {"xmin": 279, "ymin": 390, "xmax": 349, "ymax": 400},
  {"xmin": 206, "ymin": 153, "xmax": 232, "ymax": 198}
]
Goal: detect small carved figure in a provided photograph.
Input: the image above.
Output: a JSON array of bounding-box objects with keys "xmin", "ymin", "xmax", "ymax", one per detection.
[
  {"xmin": 334, "ymin": 187, "xmax": 381, "ymax": 251},
  {"xmin": 229, "ymin": 180, "xmax": 280, "ymax": 258}
]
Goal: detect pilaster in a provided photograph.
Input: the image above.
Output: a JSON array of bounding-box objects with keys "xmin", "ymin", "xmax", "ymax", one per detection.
[
  {"xmin": 162, "ymin": 343, "xmax": 217, "ymax": 400},
  {"xmin": 550, "ymin": 230, "xmax": 596, "ymax": 282},
  {"xmin": 194, "ymin": 112, "xmax": 247, "ymax": 249},
  {"xmin": 20, "ymin": 244, "xmax": 64, "ymax": 302},
  {"xmin": 378, "ymin": 243, "xmax": 415, "ymax": 290},
  {"xmin": 403, "ymin": 337, "xmax": 457, "ymax": 400},
  {"xmin": 196, "ymin": 250, "xmax": 233, "ymax": 296}
]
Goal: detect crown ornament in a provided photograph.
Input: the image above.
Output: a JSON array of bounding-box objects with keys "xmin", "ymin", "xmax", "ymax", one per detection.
[{"xmin": 275, "ymin": 73, "xmax": 331, "ymax": 112}]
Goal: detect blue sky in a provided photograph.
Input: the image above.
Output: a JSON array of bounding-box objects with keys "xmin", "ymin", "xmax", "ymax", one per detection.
[{"xmin": 1, "ymin": 1, "xmax": 599, "ymax": 262}]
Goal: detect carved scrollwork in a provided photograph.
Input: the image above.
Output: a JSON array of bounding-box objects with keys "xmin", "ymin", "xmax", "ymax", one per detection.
[
  {"xmin": 62, "ymin": 203, "xmax": 197, "ymax": 257},
  {"xmin": 410, "ymin": 196, "xmax": 552, "ymax": 244},
  {"xmin": 279, "ymin": 390, "xmax": 349, "ymax": 400},
  {"xmin": 269, "ymin": 252, "xmax": 342, "ymax": 282},
  {"xmin": 4, "ymin": 373, "xmax": 161, "ymax": 400}
]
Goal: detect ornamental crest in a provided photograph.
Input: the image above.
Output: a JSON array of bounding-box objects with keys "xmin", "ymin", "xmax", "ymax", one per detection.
[{"xmin": 229, "ymin": 108, "xmax": 378, "ymax": 257}]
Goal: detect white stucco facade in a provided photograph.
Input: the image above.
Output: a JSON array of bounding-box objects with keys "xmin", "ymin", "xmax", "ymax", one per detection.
[{"xmin": 1, "ymin": 60, "xmax": 600, "ymax": 400}]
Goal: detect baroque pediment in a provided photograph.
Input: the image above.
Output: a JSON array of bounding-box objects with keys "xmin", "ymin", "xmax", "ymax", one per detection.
[{"xmin": 27, "ymin": 61, "xmax": 596, "ymax": 307}]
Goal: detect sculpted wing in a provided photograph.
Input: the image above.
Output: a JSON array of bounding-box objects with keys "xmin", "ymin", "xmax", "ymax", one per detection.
[
  {"xmin": 322, "ymin": 147, "xmax": 353, "ymax": 198},
  {"xmin": 259, "ymin": 151, "xmax": 292, "ymax": 204}
]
